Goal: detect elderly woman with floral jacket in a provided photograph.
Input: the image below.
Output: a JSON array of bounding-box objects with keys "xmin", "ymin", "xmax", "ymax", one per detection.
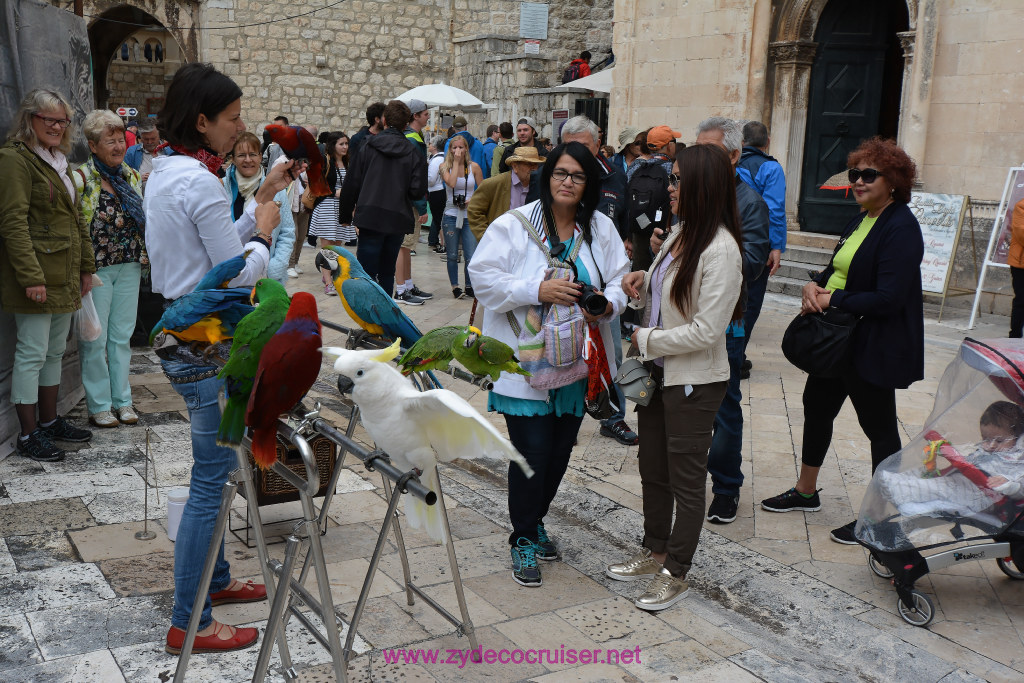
[
  {"xmin": 0, "ymin": 89, "xmax": 95, "ymax": 462},
  {"xmin": 73, "ymin": 109, "xmax": 147, "ymax": 428}
]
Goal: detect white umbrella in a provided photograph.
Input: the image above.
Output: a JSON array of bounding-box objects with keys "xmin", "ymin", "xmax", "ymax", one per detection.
[
  {"xmin": 556, "ymin": 67, "xmax": 614, "ymax": 94},
  {"xmin": 395, "ymin": 84, "xmax": 493, "ymax": 110}
]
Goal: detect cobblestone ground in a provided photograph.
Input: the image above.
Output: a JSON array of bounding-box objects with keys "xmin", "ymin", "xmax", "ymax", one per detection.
[{"xmin": 0, "ymin": 241, "xmax": 1021, "ymax": 682}]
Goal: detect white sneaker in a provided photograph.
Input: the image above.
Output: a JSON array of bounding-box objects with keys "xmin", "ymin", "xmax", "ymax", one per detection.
[
  {"xmin": 115, "ymin": 405, "xmax": 139, "ymax": 425},
  {"xmin": 294, "ymin": 264, "xmax": 304, "ymax": 274},
  {"xmin": 287, "ymin": 267, "xmax": 299, "ymax": 278},
  {"xmin": 90, "ymin": 411, "xmax": 119, "ymax": 428}
]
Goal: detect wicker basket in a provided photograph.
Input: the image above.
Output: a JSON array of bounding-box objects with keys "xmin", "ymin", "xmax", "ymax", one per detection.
[{"xmin": 241, "ymin": 433, "xmax": 337, "ymax": 506}]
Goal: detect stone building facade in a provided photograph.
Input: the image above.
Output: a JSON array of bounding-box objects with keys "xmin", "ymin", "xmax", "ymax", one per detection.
[
  {"xmin": 610, "ymin": 0, "xmax": 1024, "ymax": 310},
  {"xmin": 106, "ymin": 28, "xmax": 183, "ymax": 116},
  {"xmin": 611, "ymin": 0, "xmax": 1024, "ymax": 228},
  {"xmin": 66, "ymin": 0, "xmax": 613, "ymax": 137}
]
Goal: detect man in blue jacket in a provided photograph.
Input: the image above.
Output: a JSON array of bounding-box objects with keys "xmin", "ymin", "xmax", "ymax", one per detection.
[
  {"xmin": 737, "ymin": 121, "xmax": 787, "ymax": 378},
  {"xmin": 481, "ymin": 124, "xmax": 500, "ymax": 178}
]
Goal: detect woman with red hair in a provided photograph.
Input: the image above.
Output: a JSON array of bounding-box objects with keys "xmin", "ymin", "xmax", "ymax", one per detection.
[{"xmin": 761, "ymin": 137, "xmax": 924, "ymax": 545}]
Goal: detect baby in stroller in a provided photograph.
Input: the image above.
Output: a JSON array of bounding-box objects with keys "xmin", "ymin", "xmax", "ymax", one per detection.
[{"xmin": 877, "ymin": 401, "xmax": 1024, "ymax": 518}]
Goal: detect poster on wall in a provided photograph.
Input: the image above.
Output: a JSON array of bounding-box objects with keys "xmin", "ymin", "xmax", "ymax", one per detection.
[
  {"xmin": 989, "ymin": 169, "xmax": 1024, "ymax": 265},
  {"xmin": 909, "ymin": 192, "xmax": 968, "ymax": 294}
]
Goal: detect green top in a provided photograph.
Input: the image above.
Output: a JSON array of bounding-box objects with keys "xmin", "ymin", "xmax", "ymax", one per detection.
[{"xmin": 826, "ymin": 215, "xmax": 877, "ymax": 292}]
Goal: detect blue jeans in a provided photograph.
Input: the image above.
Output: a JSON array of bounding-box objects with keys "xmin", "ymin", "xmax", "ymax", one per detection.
[
  {"xmin": 355, "ymin": 230, "xmax": 404, "ymax": 297},
  {"xmin": 601, "ymin": 316, "xmax": 628, "ymax": 426},
  {"xmin": 742, "ymin": 266, "xmax": 769, "ymax": 357},
  {"xmin": 443, "ymin": 214, "xmax": 477, "ymax": 288},
  {"xmin": 162, "ymin": 360, "xmax": 235, "ymax": 631},
  {"xmin": 706, "ymin": 330, "xmax": 744, "ymax": 497}
]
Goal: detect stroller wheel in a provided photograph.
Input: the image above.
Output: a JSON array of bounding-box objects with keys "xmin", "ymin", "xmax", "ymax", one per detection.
[
  {"xmin": 868, "ymin": 553, "xmax": 894, "ymax": 579},
  {"xmin": 896, "ymin": 590, "xmax": 934, "ymax": 627},
  {"xmin": 997, "ymin": 557, "xmax": 1024, "ymax": 580}
]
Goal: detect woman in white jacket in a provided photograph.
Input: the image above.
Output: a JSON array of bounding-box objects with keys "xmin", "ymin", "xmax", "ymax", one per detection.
[
  {"xmin": 607, "ymin": 144, "xmax": 743, "ymax": 612},
  {"xmin": 469, "ymin": 142, "xmax": 629, "ymax": 588}
]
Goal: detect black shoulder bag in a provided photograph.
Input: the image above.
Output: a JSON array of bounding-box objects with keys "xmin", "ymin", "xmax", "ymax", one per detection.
[{"xmin": 781, "ymin": 231, "xmax": 861, "ymax": 378}]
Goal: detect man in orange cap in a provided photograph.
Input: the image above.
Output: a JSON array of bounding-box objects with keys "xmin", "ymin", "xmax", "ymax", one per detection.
[{"xmin": 645, "ymin": 125, "xmax": 681, "ymax": 161}]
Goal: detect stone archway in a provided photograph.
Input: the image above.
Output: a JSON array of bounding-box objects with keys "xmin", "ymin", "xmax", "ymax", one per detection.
[
  {"xmin": 766, "ymin": 0, "xmax": 932, "ymax": 231},
  {"xmin": 84, "ymin": 0, "xmax": 200, "ymax": 109}
]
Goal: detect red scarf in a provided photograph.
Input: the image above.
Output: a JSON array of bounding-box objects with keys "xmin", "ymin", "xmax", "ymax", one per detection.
[{"xmin": 156, "ymin": 142, "xmax": 224, "ymax": 176}]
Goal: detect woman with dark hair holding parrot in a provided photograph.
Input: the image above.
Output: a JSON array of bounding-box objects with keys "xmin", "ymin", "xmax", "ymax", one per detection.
[{"xmin": 144, "ymin": 62, "xmax": 301, "ymax": 656}]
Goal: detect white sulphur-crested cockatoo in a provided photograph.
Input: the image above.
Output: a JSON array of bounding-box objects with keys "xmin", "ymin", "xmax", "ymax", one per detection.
[{"xmin": 324, "ymin": 339, "xmax": 533, "ymax": 542}]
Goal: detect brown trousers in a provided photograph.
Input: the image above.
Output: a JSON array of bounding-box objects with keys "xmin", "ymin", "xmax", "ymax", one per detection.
[
  {"xmin": 289, "ymin": 210, "xmax": 311, "ymax": 268},
  {"xmin": 636, "ymin": 378, "xmax": 727, "ymax": 578}
]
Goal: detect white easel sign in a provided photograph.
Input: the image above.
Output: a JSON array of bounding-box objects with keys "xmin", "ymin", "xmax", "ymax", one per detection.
[{"xmin": 969, "ymin": 166, "xmax": 1024, "ymax": 329}]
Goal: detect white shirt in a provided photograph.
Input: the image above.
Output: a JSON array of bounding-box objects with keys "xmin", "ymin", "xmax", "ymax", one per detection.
[
  {"xmin": 144, "ymin": 154, "xmax": 269, "ymax": 299},
  {"xmin": 427, "ymin": 153, "xmax": 445, "ymax": 192},
  {"xmin": 467, "ymin": 200, "xmax": 630, "ymax": 401}
]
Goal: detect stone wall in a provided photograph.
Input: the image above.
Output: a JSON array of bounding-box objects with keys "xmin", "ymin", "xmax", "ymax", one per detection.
[
  {"xmin": 921, "ymin": 1, "xmax": 1024, "ymax": 201},
  {"xmin": 610, "ymin": 0, "xmax": 762, "ymax": 146},
  {"xmin": 105, "ymin": 30, "xmax": 182, "ymax": 116},
  {"xmin": 199, "ymin": 0, "xmax": 613, "ymax": 136}
]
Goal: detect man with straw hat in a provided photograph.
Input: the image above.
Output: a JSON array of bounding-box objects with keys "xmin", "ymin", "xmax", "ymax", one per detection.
[{"xmin": 468, "ymin": 146, "xmax": 546, "ymax": 240}]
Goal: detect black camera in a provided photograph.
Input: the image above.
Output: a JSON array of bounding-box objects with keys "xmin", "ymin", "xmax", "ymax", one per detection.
[
  {"xmin": 578, "ymin": 284, "xmax": 608, "ymax": 316},
  {"xmin": 453, "ymin": 194, "xmax": 467, "ymax": 209}
]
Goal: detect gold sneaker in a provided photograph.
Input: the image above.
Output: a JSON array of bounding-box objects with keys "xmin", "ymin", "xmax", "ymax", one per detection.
[
  {"xmin": 634, "ymin": 568, "xmax": 689, "ymax": 611},
  {"xmin": 605, "ymin": 548, "xmax": 663, "ymax": 582}
]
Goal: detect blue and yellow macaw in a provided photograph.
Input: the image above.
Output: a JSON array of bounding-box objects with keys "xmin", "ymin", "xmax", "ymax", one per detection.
[
  {"xmin": 326, "ymin": 245, "xmax": 423, "ymax": 346},
  {"xmin": 148, "ymin": 253, "xmax": 255, "ymax": 345}
]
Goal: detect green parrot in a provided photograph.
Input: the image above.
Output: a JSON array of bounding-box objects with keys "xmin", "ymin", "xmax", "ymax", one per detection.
[
  {"xmin": 451, "ymin": 327, "xmax": 530, "ymax": 381},
  {"xmin": 396, "ymin": 325, "xmax": 466, "ymax": 376},
  {"xmin": 216, "ymin": 278, "xmax": 291, "ymax": 447}
]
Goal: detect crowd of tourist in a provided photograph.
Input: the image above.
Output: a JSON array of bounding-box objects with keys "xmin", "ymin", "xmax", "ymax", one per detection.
[{"xmin": 0, "ymin": 60, "xmax": 927, "ymax": 651}]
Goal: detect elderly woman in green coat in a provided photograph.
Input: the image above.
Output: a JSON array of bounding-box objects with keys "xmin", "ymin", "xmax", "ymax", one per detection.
[{"xmin": 0, "ymin": 89, "xmax": 95, "ymax": 462}]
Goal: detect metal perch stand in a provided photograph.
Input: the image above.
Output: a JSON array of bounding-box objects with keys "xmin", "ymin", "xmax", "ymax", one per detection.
[{"xmin": 172, "ymin": 319, "xmax": 489, "ymax": 682}]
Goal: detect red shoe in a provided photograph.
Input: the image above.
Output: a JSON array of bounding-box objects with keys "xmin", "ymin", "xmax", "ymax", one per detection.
[
  {"xmin": 165, "ymin": 622, "xmax": 259, "ymax": 654},
  {"xmin": 209, "ymin": 579, "xmax": 268, "ymax": 606}
]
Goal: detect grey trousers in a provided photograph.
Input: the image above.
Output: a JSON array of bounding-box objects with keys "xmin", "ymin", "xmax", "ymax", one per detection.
[{"xmin": 636, "ymin": 378, "xmax": 727, "ymax": 578}]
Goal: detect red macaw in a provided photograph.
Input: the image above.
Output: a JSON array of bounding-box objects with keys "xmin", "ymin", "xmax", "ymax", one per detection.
[
  {"xmin": 264, "ymin": 124, "xmax": 331, "ymax": 198},
  {"xmin": 245, "ymin": 292, "xmax": 323, "ymax": 468}
]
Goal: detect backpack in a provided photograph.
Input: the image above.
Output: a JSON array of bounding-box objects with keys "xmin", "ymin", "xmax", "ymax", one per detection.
[
  {"xmin": 626, "ymin": 160, "xmax": 671, "ymax": 239},
  {"xmin": 562, "ymin": 62, "xmax": 582, "ymax": 84}
]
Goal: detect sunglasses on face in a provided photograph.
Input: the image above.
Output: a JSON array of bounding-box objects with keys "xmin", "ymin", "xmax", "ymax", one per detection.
[
  {"xmin": 668, "ymin": 173, "xmax": 680, "ymax": 188},
  {"xmin": 848, "ymin": 168, "xmax": 884, "ymax": 184}
]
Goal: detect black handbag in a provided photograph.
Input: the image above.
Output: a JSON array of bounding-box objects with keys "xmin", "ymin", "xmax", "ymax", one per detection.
[{"xmin": 782, "ymin": 307, "xmax": 859, "ymax": 377}]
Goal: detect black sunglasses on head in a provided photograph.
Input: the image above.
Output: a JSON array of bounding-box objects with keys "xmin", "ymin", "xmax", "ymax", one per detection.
[{"xmin": 848, "ymin": 168, "xmax": 883, "ymax": 184}]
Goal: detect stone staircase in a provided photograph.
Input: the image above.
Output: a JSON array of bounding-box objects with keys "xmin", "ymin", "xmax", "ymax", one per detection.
[{"xmin": 767, "ymin": 230, "xmax": 838, "ymax": 296}]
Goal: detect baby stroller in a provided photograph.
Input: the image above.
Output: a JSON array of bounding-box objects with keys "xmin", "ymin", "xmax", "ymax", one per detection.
[{"xmin": 856, "ymin": 338, "xmax": 1024, "ymax": 627}]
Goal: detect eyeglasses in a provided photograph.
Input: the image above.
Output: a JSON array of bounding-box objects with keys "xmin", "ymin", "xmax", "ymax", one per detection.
[
  {"xmin": 33, "ymin": 114, "xmax": 71, "ymax": 129},
  {"xmin": 551, "ymin": 169, "xmax": 587, "ymax": 186},
  {"xmin": 668, "ymin": 173, "xmax": 680, "ymax": 188},
  {"xmin": 981, "ymin": 435, "xmax": 1017, "ymax": 448},
  {"xmin": 848, "ymin": 168, "xmax": 884, "ymax": 184}
]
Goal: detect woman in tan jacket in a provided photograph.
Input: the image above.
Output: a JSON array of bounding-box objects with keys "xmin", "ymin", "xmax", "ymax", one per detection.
[{"xmin": 607, "ymin": 144, "xmax": 743, "ymax": 611}]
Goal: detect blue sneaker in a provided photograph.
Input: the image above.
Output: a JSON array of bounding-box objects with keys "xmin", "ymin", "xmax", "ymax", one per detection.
[
  {"xmin": 510, "ymin": 537, "xmax": 542, "ymax": 587},
  {"xmin": 535, "ymin": 523, "xmax": 559, "ymax": 561}
]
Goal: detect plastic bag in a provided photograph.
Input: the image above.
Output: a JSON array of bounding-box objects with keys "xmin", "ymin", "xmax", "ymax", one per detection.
[{"xmin": 75, "ymin": 291, "xmax": 102, "ymax": 342}]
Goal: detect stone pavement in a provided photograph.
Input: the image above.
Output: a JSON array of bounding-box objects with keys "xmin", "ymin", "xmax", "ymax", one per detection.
[{"xmin": 1, "ymin": 240, "xmax": 1022, "ymax": 682}]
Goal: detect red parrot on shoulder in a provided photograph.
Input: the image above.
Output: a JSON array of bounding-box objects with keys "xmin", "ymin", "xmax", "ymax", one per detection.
[
  {"xmin": 264, "ymin": 124, "xmax": 331, "ymax": 198},
  {"xmin": 245, "ymin": 292, "xmax": 323, "ymax": 468}
]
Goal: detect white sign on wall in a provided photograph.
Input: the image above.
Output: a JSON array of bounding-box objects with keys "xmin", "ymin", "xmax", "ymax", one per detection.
[{"xmin": 519, "ymin": 2, "xmax": 548, "ymax": 40}]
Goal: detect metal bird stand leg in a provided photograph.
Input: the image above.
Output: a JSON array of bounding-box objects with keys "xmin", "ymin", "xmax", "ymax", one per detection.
[
  {"xmin": 172, "ymin": 426, "xmax": 300, "ymax": 683},
  {"xmin": 250, "ymin": 423, "xmax": 347, "ymax": 683}
]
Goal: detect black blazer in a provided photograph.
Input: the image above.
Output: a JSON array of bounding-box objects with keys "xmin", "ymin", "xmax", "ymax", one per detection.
[{"xmin": 815, "ymin": 202, "xmax": 924, "ymax": 390}]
